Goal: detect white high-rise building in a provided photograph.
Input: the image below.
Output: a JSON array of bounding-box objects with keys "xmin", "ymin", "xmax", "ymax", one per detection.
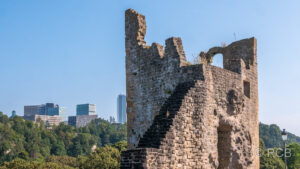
[{"xmin": 117, "ymin": 94, "xmax": 126, "ymax": 124}]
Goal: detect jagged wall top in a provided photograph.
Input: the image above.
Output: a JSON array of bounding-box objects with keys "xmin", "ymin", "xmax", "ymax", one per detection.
[
  {"xmin": 125, "ymin": 9, "xmax": 187, "ymax": 68},
  {"xmin": 125, "ymin": 9, "xmax": 146, "ymax": 46},
  {"xmin": 125, "ymin": 9, "xmax": 257, "ymax": 74}
]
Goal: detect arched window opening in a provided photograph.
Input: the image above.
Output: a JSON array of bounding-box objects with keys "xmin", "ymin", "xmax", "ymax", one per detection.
[{"xmin": 211, "ymin": 54, "xmax": 223, "ymax": 68}]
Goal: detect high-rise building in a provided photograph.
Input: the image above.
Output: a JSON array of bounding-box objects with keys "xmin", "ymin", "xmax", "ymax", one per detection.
[
  {"xmin": 23, "ymin": 103, "xmax": 66, "ymax": 122},
  {"xmin": 117, "ymin": 94, "xmax": 126, "ymax": 124},
  {"xmin": 24, "ymin": 105, "xmax": 41, "ymax": 117},
  {"xmin": 76, "ymin": 104, "xmax": 96, "ymax": 116},
  {"xmin": 68, "ymin": 115, "xmax": 97, "ymax": 128},
  {"xmin": 37, "ymin": 103, "xmax": 56, "ymax": 115}
]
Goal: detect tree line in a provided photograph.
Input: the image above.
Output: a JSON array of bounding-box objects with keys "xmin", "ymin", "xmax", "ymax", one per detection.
[
  {"xmin": 0, "ymin": 112, "xmax": 300, "ymax": 168},
  {"xmin": 259, "ymin": 123, "xmax": 300, "ymax": 169},
  {"xmin": 0, "ymin": 112, "xmax": 126, "ymax": 166}
]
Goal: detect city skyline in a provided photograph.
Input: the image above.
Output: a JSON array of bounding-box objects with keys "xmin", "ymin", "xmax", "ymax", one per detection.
[
  {"xmin": 21, "ymin": 102, "xmax": 104, "ymax": 119},
  {"xmin": 8, "ymin": 101, "xmax": 120, "ymax": 119},
  {"xmin": 0, "ymin": 0, "xmax": 300, "ymax": 136}
]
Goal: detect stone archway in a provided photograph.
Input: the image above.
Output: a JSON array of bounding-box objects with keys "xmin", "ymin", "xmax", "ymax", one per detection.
[{"xmin": 199, "ymin": 46, "xmax": 224, "ymax": 65}]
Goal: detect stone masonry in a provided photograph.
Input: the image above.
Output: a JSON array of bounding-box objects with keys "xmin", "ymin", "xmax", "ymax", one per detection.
[{"xmin": 122, "ymin": 9, "xmax": 259, "ymax": 169}]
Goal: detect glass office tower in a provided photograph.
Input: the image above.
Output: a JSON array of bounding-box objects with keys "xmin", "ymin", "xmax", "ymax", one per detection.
[
  {"xmin": 117, "ymin": 94, "xmax": 126, "ymax": 124},
  {"xmin": 76, "ymin": 104, "xmax": 96, "ymax": 116}
]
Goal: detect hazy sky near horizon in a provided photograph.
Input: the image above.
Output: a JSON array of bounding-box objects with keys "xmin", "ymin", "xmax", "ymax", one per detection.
[{"xmin": 1, "ymin": 1, "xmax": 300, "ymax": 135}]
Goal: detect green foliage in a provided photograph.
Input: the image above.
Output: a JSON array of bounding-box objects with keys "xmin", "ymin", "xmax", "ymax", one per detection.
[
  {"xmin": 2, "ymin": 110, "xmax": 299, "ymax": 169},
  {"xmin": 259, "ymin": 123, "xmax": 300, "ymax": 148},
  {"xmin": 0, "ymin": 158, "xmax": 35, "ymax": 169},
  {"xmin": 0, "ymin": 113, "xmax": 126, "ymax": 165},
  {"xmin": 286, "ymin": 143, "xmax": 300, "ymax": 169},
  {"xmin": 111, "ymin": 140, "xmax": 127, "ymax": 152},
  {"xmin": 0, "ymin": 158, "xmax": 74, "ymax": 169},
  {"xmin": 259, "ymin": 123, "xmax": 300, "ymax": 168},
  {"xmin": 51, "ymin": 141, "xmax": 66, "ymax": 156},
  {"xmin": 259, "ymin": 123, "xmax": 284, "ymax": 148},
  {"xmin": 36, "ymin": 161, "xmax": 74, "ymax": 169},
  {"xmin": 80, "ymin": 146, "xmax": 120, "ymax": 169},
  {"xmin": 0, "ymin": 141, "xmax": 127, "ymax": 169},
  {"xmin": 259, "ymin": 139, "xmax": 285, "ymax": 169},
  {"xmin": 45, "ymin": 156, "xmax": 77, "ymax": 168},
  {"xmin": 286, "ymin": 132, "xmax": 300, "ymax": 146},
  {"xmin": 259, "ymin": 137, "xmax": 300, "ymax": 169}
]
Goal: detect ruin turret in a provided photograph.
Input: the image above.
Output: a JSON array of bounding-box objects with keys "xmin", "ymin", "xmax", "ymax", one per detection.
[{"xmin": 123, "ymin": 9, "xmax": 259, "ymax": 169}]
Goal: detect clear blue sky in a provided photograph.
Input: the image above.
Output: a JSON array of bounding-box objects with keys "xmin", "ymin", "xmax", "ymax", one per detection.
[{"xmin": 0, "ymin": 1, "xmax": 300, "ymax": 135}]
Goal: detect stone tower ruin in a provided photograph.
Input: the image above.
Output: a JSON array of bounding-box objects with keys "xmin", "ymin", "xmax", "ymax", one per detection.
[{"xmin": 122, "ymin": 9, "xmax": 259, "ymax": 169}]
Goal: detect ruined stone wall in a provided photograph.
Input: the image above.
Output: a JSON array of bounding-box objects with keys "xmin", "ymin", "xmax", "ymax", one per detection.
[
  {"xmin": 124, "ymin": 9, "xmax": 259, "ymax": 169},
  {"xmin": 126, "ymin": 9, "xmax": 188, "ymax": 149}
]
